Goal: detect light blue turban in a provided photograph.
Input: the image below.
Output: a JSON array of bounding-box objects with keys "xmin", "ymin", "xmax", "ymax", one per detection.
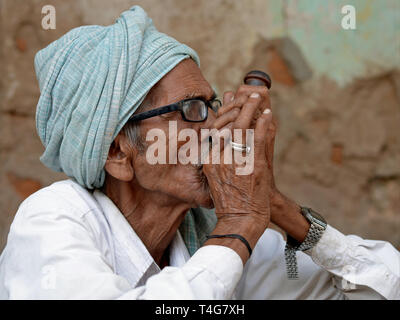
[{"xmin": 35, "ymin": 5, "xmax": 200, "ymax": 189}]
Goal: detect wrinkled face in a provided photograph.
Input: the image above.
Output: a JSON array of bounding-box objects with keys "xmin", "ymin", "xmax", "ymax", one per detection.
[{"xmin": 131, "ymin": 59, "xmax": 217, "ymax": 208}]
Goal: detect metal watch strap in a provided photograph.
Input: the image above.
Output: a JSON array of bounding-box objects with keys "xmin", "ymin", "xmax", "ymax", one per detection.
[{"xmin": 284, "ymin": 207, "xmax": 327, "ymax": 279}]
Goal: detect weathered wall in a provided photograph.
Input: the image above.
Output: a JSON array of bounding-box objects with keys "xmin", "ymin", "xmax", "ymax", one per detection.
[{"xmin": 1, "ymin": 0, "xmax": 399, "ymax": 250}]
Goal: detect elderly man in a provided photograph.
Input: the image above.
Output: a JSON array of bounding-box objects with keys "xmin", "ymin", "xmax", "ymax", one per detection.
[{"xmin": 0, "ymin": 6, "xmax": 399, "ymax": 300}]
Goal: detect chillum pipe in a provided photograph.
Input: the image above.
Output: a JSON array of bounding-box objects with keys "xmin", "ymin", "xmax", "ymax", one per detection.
[{"xmin": 244, "ymin": 70, "xmax": 272, "ymax": 89}]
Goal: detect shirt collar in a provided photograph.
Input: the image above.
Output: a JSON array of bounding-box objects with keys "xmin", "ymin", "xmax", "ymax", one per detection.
[{"xmin": 92, "ymin": 190, "xmax": 190, "ymax": 287}]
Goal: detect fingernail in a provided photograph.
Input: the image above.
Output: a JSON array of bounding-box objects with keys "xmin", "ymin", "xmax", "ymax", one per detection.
[
  {"xmin": 250, "ymin": 92, "xmax": 260, "ymax": 99},
  {"xmin": 263, "ymin": 108, "xmax": 271, "ymax": 114},
  {"xmin": 230, "ymin": 95, "xmax": 235, "ymax": 102}
]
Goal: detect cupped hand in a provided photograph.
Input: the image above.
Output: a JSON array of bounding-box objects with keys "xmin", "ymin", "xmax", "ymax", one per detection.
[{"xmin": 202, "ymin": 85, "xmax": 276, "ymax": 233}]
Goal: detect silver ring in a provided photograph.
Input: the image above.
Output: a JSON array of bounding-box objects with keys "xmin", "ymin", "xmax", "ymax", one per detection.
[{"xmin": 231, "ymin": 141, "xmax": 251, "ymax": 154}]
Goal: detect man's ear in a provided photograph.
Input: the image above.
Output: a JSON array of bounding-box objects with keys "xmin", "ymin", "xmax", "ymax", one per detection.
[{"xmin": 104, "ymin": 133, "xmax": 135, "ymax": 182}]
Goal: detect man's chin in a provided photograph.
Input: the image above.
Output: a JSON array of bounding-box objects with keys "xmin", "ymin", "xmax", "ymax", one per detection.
[
  {"xmin": 199, "ymin": 196, "xmax": 214, "ymax": 209},
  {"xmin": 186, "ymin": 164, "xmax": 214, "ymax": 209},
  {"xmin": 191, "ymin": 188, "xmax": 214, "ymax": 209}
]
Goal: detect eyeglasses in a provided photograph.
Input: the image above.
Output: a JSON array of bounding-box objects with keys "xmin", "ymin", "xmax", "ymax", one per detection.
[{"xmin": 129, "ymin": 98, "xmax": 222, "ymax": 123}]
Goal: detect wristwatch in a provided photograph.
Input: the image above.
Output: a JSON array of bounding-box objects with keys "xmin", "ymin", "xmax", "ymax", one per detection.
[{"xmin": 284, "ymin": 207, "xmax": 327, "ymax": 279}]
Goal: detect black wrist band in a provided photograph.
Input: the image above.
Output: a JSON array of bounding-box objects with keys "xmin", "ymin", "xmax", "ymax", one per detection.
[{"xmin": 206, "ymin": 234, "xmax": 252, "ymax": 256}]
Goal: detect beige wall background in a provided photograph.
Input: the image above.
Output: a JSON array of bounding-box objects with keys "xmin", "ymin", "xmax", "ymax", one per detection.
[{"xmin": 1, "ymin": 0, "xmax": 399, "ymax": 251}]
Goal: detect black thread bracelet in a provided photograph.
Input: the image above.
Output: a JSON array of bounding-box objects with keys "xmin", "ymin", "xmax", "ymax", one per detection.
[{"xmin": 205, "ymin": 234, "xmax": 252, "ymax": 256}]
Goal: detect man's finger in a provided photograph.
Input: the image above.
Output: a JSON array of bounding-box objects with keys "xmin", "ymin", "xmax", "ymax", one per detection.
[
  {"xmin": 223, "ymin": 91, "xmax": 235, "ymax": 106},
  {"xmin": 212, "ymin": 107, "xmax": 240, "ymax": 130},
  {"xmin": 219, "ymin": 85, "xmax": 270, "ymax": 117},
  {"xmin": 233, "ymin": 92, "xmax": 262, "ymax": 131},
  {"xmin": 254, "ymin": 108, "xmax": 273, "ymax": 160},
  {"xmin": 265, "ymin": 117, "xmax": 277, "ymax": 164},
  {"xmin": 217, "ymin": 94, "xmax": 248, "ymax": 117}
]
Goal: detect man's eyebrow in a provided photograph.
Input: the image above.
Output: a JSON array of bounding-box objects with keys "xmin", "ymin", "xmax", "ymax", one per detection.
[{"xmin": 184, "ymin": 90, "xmax": 217, "ymax": 101}]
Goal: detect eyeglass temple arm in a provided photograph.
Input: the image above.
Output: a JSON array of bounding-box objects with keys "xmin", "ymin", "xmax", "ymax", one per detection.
[{"xmin": 129, "ymin": 104, "xmax": 179, "ymax": 122}]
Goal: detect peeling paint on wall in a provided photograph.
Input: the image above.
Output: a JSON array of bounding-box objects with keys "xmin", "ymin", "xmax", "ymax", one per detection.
[{"xmin": 283, "ymin": 0, "xmax": 400, "ymax": 85}]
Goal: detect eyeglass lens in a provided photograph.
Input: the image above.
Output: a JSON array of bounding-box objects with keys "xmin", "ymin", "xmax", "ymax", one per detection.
[{"xmin": 182, "ymin": 100, "xmax": 208, "ymax": 121}]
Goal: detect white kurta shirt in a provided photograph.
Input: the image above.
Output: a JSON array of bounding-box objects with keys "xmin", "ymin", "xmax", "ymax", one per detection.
[{"xmin": 0, "ymin": 179, "xmax": 399, "ymax": 299}]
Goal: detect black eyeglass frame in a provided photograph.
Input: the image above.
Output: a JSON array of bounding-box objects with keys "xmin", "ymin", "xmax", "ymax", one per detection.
[{"xmin": 128, "ymin": 98, "xmax": 222, "ymax": 123}]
